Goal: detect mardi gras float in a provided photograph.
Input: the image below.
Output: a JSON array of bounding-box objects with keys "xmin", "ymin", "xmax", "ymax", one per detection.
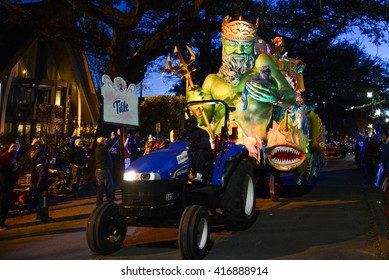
[{"xmin": 168, "ymin": 15, "xmax": 324, "ymax": 201}]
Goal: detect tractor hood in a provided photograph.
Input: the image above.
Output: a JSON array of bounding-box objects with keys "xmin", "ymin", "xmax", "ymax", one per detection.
[{"xmin": 123, "ymin": 141, "xmax": 192, "ymax": 180}]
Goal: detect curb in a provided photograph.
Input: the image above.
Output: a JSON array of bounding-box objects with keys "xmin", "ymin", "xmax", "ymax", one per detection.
[{"xmin": 365, "ymin": 187, "xmax": 389, "ymax": 259}]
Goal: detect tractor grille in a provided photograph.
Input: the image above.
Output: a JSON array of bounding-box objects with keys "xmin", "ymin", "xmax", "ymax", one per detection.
[{"xmin": 120, "ymin": 180, "xmax": 182, "ymax": 206}]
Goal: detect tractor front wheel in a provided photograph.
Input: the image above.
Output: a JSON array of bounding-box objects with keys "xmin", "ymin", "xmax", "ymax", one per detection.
[
  {"xmin": 86, "ymin": 202, "xmax": 127, "ymax": 255},
  {"xmin": 178, "ymin": 205, "xmax": 210, "ymax": 260}
]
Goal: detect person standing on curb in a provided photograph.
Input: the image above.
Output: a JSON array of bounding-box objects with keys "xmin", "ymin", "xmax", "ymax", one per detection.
[
  {"xmin": 94, "ymin": 129, "xmax": 120, "ymax": 205},
  {"xmin": 0, "ymin": 141, "xmax": 20, "ymax": 231},
  {"xmin": 69, "ymin": 138, "xmax": 89, "ymax": 195},
  {"xmin": 379, "ymin": 132, "xmax": 389, "ymax": 239},
  {"xmin": 29, "ymin": 138, "xmax": 45, "ymax": 212},
  {"xmin": 35, "ymin": 156, "xmax": 52, "ymax": 221}
]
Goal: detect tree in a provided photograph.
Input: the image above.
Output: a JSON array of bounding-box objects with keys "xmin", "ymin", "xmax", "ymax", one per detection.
[
  {"xmin": 2, "ymin": 0, "xmax": 388, "ymax": 87},
  {"xmin": 139, "ymin": 95, "xmax": 186, "ymax": 140},
  {"xmin": 301, "ymin": 41, "xmax": 389, "ymax": 136},
  {"xmin": 1, "ymin": 0, "xmax": 388, "ymax": 136}
]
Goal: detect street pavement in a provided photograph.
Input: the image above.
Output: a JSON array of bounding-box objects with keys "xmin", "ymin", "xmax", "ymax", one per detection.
[{"xmin": 0, "ymin": 154, "xmax": 388, "ymax": 260}]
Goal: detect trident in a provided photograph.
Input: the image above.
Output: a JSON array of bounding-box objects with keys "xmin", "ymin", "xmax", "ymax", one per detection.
[
  {"xmin": 167, "ymin": 45, "xmax": 196, "ymax": 90},
  {"xmin": 167, "ymin": 46, "xmax": 214, "ymax": 140}
]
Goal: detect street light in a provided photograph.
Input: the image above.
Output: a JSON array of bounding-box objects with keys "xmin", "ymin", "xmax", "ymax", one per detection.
[{"xmin": 366, "ymin": 91, "xmax": 379, "ymax": 118}]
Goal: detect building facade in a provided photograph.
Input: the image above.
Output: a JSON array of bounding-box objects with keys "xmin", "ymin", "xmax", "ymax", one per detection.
[{"xmin": 0, "ymin": 18, "xmax": 99, "ymax": 138}]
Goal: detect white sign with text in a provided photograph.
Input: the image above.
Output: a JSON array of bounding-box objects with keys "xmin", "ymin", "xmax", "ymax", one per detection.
[{"xmin": 101, "ymin": 74, "xmax": 139, "ymax": 126}]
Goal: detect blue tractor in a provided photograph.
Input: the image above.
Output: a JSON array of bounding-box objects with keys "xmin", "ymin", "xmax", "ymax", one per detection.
[{"xmin": 86, "ymin": 100, "xmax": 257, "ymax": 259}]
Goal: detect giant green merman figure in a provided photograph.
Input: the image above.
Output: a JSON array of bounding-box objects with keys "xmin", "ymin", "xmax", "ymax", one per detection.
[{"xmin": 184, "ymin": 16, "xmax": 296, "ymax": 163}]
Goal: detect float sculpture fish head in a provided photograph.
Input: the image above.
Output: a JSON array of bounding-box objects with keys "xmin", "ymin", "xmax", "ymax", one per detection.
[{"xmin": 266, "ymin": 115, "xmax": 308, "ymax": 171}]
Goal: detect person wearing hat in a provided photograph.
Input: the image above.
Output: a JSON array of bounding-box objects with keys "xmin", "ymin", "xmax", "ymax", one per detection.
[
  {"xmin": 94, "ymin": 129, "xmax": 120, "ymax": 205},
  {"xmin": 69, "ymin": 137, "xmax": 89, "ymax": 195},
  {"xmin": 180, "ymin": 116, "xmax": 212, "ymax": 182}
]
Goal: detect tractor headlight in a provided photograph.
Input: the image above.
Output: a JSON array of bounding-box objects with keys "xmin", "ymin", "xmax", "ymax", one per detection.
[
  {"xmin": 123, "ymin": 170, "xmax": 137, "ymax": 181},
  {"xmin": 123, "ymin": 171, "xmax": 161, "ymax": 181}
]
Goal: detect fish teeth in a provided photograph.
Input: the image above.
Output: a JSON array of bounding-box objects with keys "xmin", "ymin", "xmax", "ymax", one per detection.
[
  {"xmin": 272, "ymin": 158, "xmax": 300, "ymax": 165},
  {"xmin": 271, "ymin": 146, "xmax": 301, "ymax": 157}
]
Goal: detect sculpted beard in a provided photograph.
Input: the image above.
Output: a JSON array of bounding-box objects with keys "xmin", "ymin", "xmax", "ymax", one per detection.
[{"xmin": 217, "ymin": 51, "xmax": 255, "ymax": 87}]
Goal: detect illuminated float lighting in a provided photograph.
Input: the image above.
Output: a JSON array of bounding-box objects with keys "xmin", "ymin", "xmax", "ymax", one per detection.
[
  {"xmin": 238, "ymin": 127, "xmax": 243, "ymax": 139},
  {"xmin": 374, "ymin": 109, "xmax": 381, "ymax": 117}
]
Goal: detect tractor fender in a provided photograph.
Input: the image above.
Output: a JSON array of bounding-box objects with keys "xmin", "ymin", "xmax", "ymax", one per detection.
[{"xmin": 211, "ymin": 143, "xmax": 248, "ymax": 188}]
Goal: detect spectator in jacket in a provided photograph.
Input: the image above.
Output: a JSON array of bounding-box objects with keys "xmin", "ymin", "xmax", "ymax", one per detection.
[
  {"xmin": 35, "ymin": 156, "xmax": 52, "ymax": 221},
  {"xmin": 362, "ymin": 136, "xmax": 380, "ymax": 184},
  {"xmin": 0, "ymin": 142, "xmax": 20, "ymax": 231},
  {"xmin": 124, "ymin": 132, "xmax": 139, "ymax": 163},
  {"xmin": 69, "ymin": 138, "xmax": 89, "ymax": 194},
  {"xmin": 379, "ymin": 132, "xmax": 389, "ymax": 238},
  {"xmin": 29, "ymin": 138, "xmax": 46, "ymax": 212},
  {"xmin": 94, "ymin": 129, "xmax": 120, "ymax": 205},
  {"xmin": 380, "ymin": 134, "xmax": 389, "ymax": 170}
]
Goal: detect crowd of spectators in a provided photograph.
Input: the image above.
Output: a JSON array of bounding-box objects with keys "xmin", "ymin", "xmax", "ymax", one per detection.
[
  {"xmin": 355, "ymin": 129, "xmax": 389, "ymax": 237},
  {"xmin": 0, "ymin": 130, "xmax": 172, "ymax": 226},
  {"xmin": 355, "ymin": 130, "xmax": 388, "ymax": 185}
]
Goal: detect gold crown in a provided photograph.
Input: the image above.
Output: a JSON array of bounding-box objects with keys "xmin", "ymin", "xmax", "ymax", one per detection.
[{"xmin": 221, "ymin": 16, "xmax": 259, "ymax": 41}]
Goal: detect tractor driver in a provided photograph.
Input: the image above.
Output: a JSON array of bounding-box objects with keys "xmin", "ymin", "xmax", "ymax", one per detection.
[{"xmin": 180, "ymin": 116, "xmax": 212, "ymax": 182}]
